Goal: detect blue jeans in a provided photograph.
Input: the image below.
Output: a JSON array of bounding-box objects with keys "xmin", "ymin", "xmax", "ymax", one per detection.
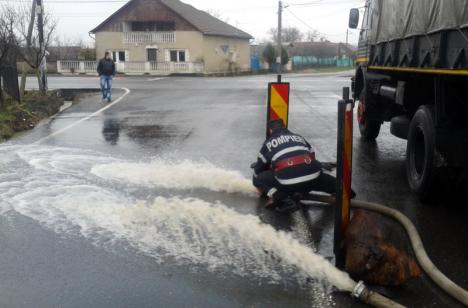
[{"xmin": 100, "ymin": 75, "xmax": 113, "ymax": 100}]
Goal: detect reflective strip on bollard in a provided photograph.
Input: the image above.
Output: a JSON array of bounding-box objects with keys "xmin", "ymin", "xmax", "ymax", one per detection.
[{"xmin": 334, "ymin": 87, "xmax": 354, "ymax": 269}]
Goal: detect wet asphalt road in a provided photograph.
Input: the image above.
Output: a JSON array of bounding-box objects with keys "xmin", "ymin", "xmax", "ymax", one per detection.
[{"xmin": 0, "ymin": 73, "xmax": 466, "ymax": 307}]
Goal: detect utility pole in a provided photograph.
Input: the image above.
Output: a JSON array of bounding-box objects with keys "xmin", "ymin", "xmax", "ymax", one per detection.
[
  {"xmin": 36, "ymin": 0, "xmax": 47, "ymax": 93},
  {"xmin": 346, "ymin": 28, "xmax": 349, "ymax": 50},
  {"xmin": 277, "ymin": 0, "xmax": 283, "ymax": 82},
  {"xmin": 20, "ymin": 0, "xmax": 37, "ymax": 100}
]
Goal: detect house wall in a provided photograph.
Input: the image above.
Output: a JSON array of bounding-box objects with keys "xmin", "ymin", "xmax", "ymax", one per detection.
[
  {"xmin": 202, "ymin": 36, "xmax": 251, "ymax": 73},
  {"xmin": 92, "ymin": 0, "xmax": 252, "ymax": 73},
  {"xmin": 95, "ymin": 31, "xmax": 251, "ymax": 73},
  {"xmin": 95, "ymin": 31, "xmax": 204, "ymax": 63}
]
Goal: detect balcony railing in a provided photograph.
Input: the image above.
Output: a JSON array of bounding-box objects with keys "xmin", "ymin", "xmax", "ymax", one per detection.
[
  {"xmin": 56, "ymin": 61, "xmax": 97, "ymax": 74},
  {"xmin": 123, "ymin": 32, "xmax": 175, "ymax": 44}
]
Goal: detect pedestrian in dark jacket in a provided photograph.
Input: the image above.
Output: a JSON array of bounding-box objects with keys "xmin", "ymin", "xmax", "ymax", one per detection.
[
  {"xmin": 97, "ymin": 51, "xmax": 116, "ymax": 102},
  {"xmin": 252, "ymin": 119, "xmax": 337, "ymax": 210}
]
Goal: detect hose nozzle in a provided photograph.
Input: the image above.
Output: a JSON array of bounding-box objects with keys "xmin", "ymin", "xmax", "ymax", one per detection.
[
  {"xmin": 352, "ymin": 280, "xmax": 367, "ymax": 299},
  {"xmin": 351, "ymin": 281, "xmax": 406, "ymax": 308}
]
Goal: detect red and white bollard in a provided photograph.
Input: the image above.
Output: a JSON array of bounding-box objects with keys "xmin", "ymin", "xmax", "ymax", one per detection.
[{"xmin": 334, "ymin": 87, "xmax": 354, "ymax": 269}]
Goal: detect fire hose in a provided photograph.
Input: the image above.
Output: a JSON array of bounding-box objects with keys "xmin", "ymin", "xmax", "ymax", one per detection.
[{"xmin": 305, "ymin": 194, "xmax": 468, "ymax": 307}]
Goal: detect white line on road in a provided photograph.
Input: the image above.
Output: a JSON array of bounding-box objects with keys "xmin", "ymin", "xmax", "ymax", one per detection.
[
  {"xmin": 318, "ymin": 94, "xmax": 342, "ymax": 99},
  {"xmin": 33, "ymin": 88, "xmax": 131, "ymax": 145},
  {"xmin": 172, "ymin": 79, "xmax": 350, "ymax": 83},
  {"xmin": 147, "ymin": 77, "xmax": 166, "ymax": 82}
]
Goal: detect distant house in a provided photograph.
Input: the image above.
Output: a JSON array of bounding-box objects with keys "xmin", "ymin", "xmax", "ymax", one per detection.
[
  {"xmin": 250, "ymin": 41, "xmax": 356, "ymax": 73},
  {"xmin": 87, "ymin": 0, "xmax": 253, "ymax": 75}
]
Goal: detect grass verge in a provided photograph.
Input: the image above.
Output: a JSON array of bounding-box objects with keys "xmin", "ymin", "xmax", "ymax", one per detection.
[{"xmin": 0, "ymin": 91, "xmax": 64, "ymax": 142}]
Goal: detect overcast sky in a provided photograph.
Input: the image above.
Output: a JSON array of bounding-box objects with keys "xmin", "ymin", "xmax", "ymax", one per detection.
[{"xmin": 4, "ymin": 0, "xmax": 365, "ymax": 46}]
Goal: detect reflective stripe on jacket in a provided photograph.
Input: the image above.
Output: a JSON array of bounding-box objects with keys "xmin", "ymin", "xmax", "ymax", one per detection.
[{"xmin": 254, "ymin": 128, "xmax": 322, "ymax": 185}]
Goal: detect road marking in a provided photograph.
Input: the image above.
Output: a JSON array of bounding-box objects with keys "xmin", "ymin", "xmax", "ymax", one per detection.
[
  {"xmin": 169, "ymin": 79, "xmax": 350, "ymax": 83},
  {"xmin": 33, "ymin": 88, "xmax": 131, "ymax": 145},
  {"xmin": 147, "ymin": 77, "xmax": 166, "ymax": 82},
  {"xmin": 321, "ymin": 94, "xmax": 342, "ymax": 99}
]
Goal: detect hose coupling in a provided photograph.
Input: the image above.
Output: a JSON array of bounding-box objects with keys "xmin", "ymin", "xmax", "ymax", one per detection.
[{"xmin": 352, "ymin": 280, "xmax": 367, "ymax": 299}]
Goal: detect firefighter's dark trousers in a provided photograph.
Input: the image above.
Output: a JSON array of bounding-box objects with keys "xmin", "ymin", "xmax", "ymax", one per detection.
[{"xmin": 252, "ymin": 169, "xmax": 336, "ymax": 200}]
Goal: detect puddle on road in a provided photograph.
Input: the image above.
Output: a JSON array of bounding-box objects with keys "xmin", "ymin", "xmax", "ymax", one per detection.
[
  {"xmin": 103, "ymin": 117, "xmax": 193, "ymax": 149},
  {"xmin": 0, "ymin": 144, "xmax": 355, "ymax": 306}
]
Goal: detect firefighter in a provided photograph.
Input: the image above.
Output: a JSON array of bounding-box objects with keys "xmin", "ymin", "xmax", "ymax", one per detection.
[{"xmin": 252, "ymin": 119, "xmax": 337, "ymax": 211}]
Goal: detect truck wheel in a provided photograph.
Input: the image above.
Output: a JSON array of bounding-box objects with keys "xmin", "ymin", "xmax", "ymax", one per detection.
[
  {"xmin": 406, "ymin": 105, "xmax": 438, "ymax": 202},
  {"xmin": 357, "ymin": 89, "xmax": 381, "ymax": 140}
]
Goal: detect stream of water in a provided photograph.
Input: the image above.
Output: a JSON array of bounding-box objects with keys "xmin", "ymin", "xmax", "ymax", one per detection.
[{"xmin": 0, "ymin": 144, "xmax": 356, "ymax": 304}]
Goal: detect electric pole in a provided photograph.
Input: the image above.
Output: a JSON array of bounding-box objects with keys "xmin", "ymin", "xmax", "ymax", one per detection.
[
  {"xmin": 36, "ymin": 0, "xmax": 47, "ymax": 93},
  {"xmin": 277, "ymin": 0, "xmax": 283, "ymax": 81},
  {"xmin": 346, "ymin": 29, "xmax": 349, "ymax": 51},
  {"xmin": 20, "ymin": 0, "xmax": 37, "ymax": 100}
]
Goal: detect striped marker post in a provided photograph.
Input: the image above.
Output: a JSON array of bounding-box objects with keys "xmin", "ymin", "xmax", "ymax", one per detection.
[
  {"xmin": 266, "ymin": 82, "xmax": 290, "ymax": 138},
  {"xmin": 334, "ymin": 87, "xmax": 354, "ymax": 269}
]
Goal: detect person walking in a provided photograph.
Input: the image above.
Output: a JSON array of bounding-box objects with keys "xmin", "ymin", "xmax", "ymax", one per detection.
[{"xmin": 97, "ymin": 51, "xmax": 116, "ymax": 102}]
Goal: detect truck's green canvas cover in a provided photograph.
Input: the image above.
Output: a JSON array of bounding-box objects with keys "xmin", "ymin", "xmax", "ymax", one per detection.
[{"xmin": 370, "ymin": 0, "xmax": 468, "ymax": 44}]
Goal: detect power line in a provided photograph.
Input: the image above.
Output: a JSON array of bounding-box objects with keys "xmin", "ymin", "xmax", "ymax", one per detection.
[
  {"xmin": 284, "ymin": 0, "xmax": 362, "ymax": 37},
  {"xmin": 0, "ymin": 0, "xmax": 128, "ymax": 3},
  {"xmin": 284, "ymin": 7, "xmax": 320, "ymax": 33},
  {"xmin": 284, "ymin": 7, "xmax": 342, "ymax": 38},
  {"xmin": 286, "ymin": 0, "xmax": 361, "ymax": 7}
]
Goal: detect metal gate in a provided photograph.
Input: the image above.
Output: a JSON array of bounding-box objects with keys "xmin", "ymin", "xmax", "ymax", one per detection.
[{"xmin": 250, "ymin": 54, "xmax": 260, "ymax": 72}]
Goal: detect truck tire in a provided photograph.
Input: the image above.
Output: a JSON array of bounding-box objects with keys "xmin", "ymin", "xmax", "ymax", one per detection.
[
  {"xmin": 406, "ymin": 105, "xmax": 438, "ymax": 202},
  {"xmin": 357, "ymin": 89, "xmax": 381, "ymax": 140}
]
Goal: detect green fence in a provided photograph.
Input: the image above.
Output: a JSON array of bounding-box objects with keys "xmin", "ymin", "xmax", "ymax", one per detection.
[
  {"xmin": 337, "ymin": 58, "xmax": 354, "ymax": 67},
  {"xmin": 292, "ymin": 56, "xmax": 353, "ymax": 69}
]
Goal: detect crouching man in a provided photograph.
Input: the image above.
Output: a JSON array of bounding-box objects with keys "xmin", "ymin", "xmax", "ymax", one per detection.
[{"xmin": 252, "ymin": 120, "xmax": 336, "ymax": 211}]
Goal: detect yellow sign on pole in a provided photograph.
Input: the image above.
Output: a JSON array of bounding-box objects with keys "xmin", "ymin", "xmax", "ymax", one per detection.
[{"xmin": 267, "ymin": 82, "xmax": 290, "ymax": 137}]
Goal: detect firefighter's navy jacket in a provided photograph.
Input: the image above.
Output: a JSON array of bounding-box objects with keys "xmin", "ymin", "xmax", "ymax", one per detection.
[{"xmin": 254, "ymin": 128, "xmax": 322, "ymax": 185}]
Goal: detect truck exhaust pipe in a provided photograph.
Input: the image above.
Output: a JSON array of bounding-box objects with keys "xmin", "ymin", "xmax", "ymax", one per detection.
[{"xmin": 379, "ymin": 82, "xmax": 405, "ymax": 105}]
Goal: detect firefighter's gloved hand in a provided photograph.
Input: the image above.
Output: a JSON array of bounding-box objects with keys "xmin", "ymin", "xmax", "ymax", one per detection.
[
  {"xmin": 321, "ymin": 162, "xmax": 337, "ymax": 171},
  {"xmin": 250, "ymin": 162, "xmax": 257, "ymax": 169}
]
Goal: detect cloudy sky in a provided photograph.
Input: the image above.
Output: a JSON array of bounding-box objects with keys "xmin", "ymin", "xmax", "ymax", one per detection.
[{"xmin": 3, "ymin": 0, "xmax": 365, "ymax": 46}]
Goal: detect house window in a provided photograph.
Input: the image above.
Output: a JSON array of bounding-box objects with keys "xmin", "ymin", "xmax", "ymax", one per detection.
[
  {"xmin": 131, "ymin": 21, "xmax": 175, "ymax": 32},
  {"xmin": 147, "ymin": 48, "xmax": 158, "ymax": 62},
  {"xmin": 118, "ymin": 51, "xmax": 126, "ymax": 62},
  {"xmin": 170, "ymin": 50, "xmax": 186, "ymax": 62},
  {"xmin": 179, "ymin": 51, "xmax": 186, "ymax": 62},
  {"xmin": 112, "ymin": 51, "xmax": 127, "ymax": 62}
]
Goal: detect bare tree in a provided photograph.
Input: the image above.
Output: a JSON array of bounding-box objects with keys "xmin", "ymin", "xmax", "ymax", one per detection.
[
  {"xmin": 15, "ymin": 3, "xmax": 57, "ymax": 97},
  {"xmin": 52, "ymin": 35, "xmax": 84, "ymax": 60},
  {"xmin": 0, "ymin": 6, "xmax": 16, "ymax": 65},
  {"xmin": 269, "ymin": 26, "xmax": 304, "ymax": 43},
  {"xmin": 305, "ymin": 30, "xmax": 320, "ymax": 42},
  {"xmin": 0, "ymin": 5, "xmax": 20, "ymax": 105}
]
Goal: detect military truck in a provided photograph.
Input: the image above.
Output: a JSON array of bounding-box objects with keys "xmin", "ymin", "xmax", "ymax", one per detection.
[{"xmin": 349, "ymin": 0, "xmax": 468, "ymax": 201}]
